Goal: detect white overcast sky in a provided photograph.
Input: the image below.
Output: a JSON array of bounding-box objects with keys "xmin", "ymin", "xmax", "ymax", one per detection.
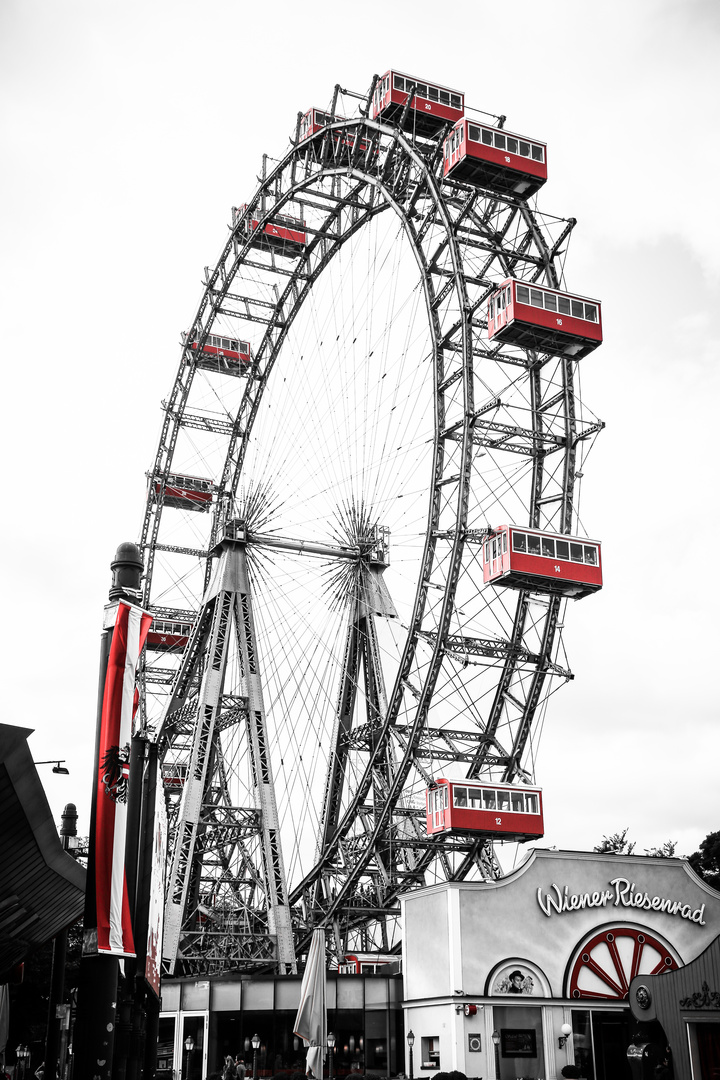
[{"xmin": 1, "ymin": 0, "xmax": 718, "ymax": 862}]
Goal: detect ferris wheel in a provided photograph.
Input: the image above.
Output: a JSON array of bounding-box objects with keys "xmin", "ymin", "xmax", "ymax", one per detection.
[{"xmin": 138, "ymin": 72, "xmax": 604, "ymax": 977}]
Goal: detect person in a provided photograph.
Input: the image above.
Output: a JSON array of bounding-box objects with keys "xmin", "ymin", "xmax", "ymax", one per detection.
[
  {"xmin": 654, "ymin": 1050, "xmax": 673, "ymax": 1080},
  {"xmin": 508, "ymin": 969, "xmax": 524, "ymax": 993},
  {"xmin": 235, "ymin": 1058, "xmax": 247, "ymax": 1080},
  {"xmin": 223, "ymin": 1055, "xmax": 237, "ymax": 1080}
]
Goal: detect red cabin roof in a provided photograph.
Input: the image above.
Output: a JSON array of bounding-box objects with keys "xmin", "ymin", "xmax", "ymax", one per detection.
[
  {"xmin": 483, "ymin": 525, "xmax": 602, "ymax": 599},
  {"xmin": 372, "ymin": 70, "xmax": 464, "ymax": 137},
  {"xmin": 488, "ymin": 278, "xmax": 602, "ymax": 359},
  {"xmin": 444, "ymin": 119, "xmax": 547, "ymax": 198}
]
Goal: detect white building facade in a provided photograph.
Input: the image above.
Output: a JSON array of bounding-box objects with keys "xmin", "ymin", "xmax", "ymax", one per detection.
[{"xmin": 401, "ymin": 849, "xmax": 720, "ymax": 1080}]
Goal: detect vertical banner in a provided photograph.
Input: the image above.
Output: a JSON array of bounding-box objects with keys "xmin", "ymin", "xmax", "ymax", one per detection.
[
  {"xmin": 144, "ymin": 760, "xmax": 167, "ymax": 996},
  {"xmin": 93, "ymin": 601, "xmax": 153, "ymax": 956}
]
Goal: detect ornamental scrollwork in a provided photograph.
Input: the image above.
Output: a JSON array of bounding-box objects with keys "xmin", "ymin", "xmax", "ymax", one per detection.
[{"xmin": 679, "ymin": 981, "xmax": 720, "ymax": 1009}]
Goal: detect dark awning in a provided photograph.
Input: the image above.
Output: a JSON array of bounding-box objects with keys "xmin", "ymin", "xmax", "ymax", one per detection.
[{"xmin": 0, "ymin": 724, "xmax": 86, "ymax": 981}]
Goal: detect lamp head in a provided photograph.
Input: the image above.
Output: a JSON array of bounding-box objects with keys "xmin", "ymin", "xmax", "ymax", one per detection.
[
  {"xmin": 252, "ymin": 1033, "xmax": 261, "ymax": 1050},
  {"xmin": 327, "ymin": 1033, "xmax": 336, "ymax": 1049},
  {"xmin": 33, "ymin": 759, "xmax": 69, "ymax": 774},
  {"xmin": 406, "ymin": 1031, "xmax": 414, "ymax": 1048},
  {"xmin": 185, "ymin": 1036, "xmax": 195, "ymax": 1052},
  {"xmin": 491, "ymin": 1030, "xmax": 500, "ymax": 1047}
]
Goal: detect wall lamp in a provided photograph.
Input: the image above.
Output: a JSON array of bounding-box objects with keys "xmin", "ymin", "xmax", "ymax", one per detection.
[
  {"xmin": 34, "ymin": 759, "xmax": 70, "ymax": 775},
  {"xmin": 558, "ymin": 1023, "xmax": 572, "ymax": 1049}
]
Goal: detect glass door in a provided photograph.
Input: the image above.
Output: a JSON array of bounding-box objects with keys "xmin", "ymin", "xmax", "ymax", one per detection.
[
  {"xmin": 178, "ymin": 1011, "xmax": 208, "ymax": 1080},
  {"xmin": 157, "ymin": 1014, "xmax": 176, "ymax": 1079}
]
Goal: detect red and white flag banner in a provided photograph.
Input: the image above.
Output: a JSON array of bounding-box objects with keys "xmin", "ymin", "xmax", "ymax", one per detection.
[{"xmin": 94, "ymin": 601, "xmax": 152, "ymax": 956}]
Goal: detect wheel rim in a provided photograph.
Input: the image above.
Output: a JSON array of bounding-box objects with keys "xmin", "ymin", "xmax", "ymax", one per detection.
[{"xmin": 140, "ymin": 108, "xmax": 601, "ymax": 969}]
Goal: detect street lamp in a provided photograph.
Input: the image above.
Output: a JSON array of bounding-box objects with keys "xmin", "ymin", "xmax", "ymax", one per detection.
[
  {"xmin": 406, "ymin": 1030, "xmax": 415, "ymax": 1080},
  {"xmin": 33, "ymin": 760, "xmax": 70, "ymax": 774},
  {"xmin": 44, "ymin": 803, "xmax": 79, "ymax": 1080},
  {"xmin": 491, "ymin": 1030, "xmax": 500, "ymax": 1079},
  {"xmin": 327, "ymin": 1032, "xmax": 336, "ymax": 1080},
  {"xmin": 252, "ymin": 1032, "xmax": 261, "ymax": 1080},
  {"xmin": 185, "ymin": 1035, "xmax": 195, "ymax": 1078},
  {"xmin": 558, "ymin": 1022, "xmax": 573, "ymax": 1049},
  {"xmin": 16, "ymin": 1045, "xmax": 31, "ymax": 1078}
]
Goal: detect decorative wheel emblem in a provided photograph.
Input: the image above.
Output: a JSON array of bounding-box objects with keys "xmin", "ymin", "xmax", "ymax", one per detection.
[{"xmin": 568, "ymin": 928, "xmax": 677, "ymax": 999}]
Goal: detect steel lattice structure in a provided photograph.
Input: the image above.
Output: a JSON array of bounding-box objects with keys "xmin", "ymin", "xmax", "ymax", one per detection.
[{"xmin": 137, "ymin": 78, "xmax": 604, "ymax": 976}]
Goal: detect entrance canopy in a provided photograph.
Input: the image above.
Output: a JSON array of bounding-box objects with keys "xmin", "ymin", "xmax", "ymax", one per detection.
[{"xmin": 0, "ymin": 724, "xmax": 86, "ymax": 981}]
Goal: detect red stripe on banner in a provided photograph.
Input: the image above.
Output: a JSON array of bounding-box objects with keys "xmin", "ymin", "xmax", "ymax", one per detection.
[{"xmin": 94, "ymin": 602, "xmax": 152, "ymax": 956}]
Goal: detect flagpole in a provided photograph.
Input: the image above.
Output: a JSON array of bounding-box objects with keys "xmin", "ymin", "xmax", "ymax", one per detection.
[{"xmin": 73, "ymin": 543, "xmax": 145, "ymax": 1080}]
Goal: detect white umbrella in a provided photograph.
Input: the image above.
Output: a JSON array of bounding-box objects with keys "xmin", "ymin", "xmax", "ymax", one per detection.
[{"xmin": 294, "ymin": 928, "xmax": 326, "ymax": 1078}]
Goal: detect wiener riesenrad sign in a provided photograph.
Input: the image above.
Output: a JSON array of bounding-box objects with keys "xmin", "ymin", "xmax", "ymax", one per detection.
[{"xmin": 536, "ymin": 876, "xmax": 707, "ymax": 925}]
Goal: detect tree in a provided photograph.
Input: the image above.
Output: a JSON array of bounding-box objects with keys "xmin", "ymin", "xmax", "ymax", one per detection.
[
  {"xmin": 593, "ymin": 831, "xmax": 678, "ymax": 858},
  {"xmin": 644, "ymin": 841, "xmax": 677, "ymax": 858},
  {"xmin": 688, "ymin": 830, "xmax": 720, "ymax": 889},
  {"xmin": 594, "ymin": 828, "xmax": 635, "ymax": 855}
]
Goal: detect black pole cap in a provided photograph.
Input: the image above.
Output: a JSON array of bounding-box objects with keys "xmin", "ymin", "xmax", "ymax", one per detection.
[
  {"xmin": 109, "ymin": 541, "xmax": 143, "ymax": 601},
  {"xmin": 60, "ymin": 802, "xmax": 78, "ymax": 837}
]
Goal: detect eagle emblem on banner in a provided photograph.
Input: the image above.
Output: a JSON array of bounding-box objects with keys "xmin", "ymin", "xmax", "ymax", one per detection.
[{"xmin": 101, "ymin": 742, "xmax": 131, "ymax": 803}]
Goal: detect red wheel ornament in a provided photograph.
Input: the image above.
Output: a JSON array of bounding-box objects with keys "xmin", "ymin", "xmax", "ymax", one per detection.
[{"xmin": 569, "ymin": 927, "xmax": 678, "ymax": 1000}]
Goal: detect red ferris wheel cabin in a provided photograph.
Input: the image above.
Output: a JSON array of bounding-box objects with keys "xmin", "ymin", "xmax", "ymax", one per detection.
[
  {"xmin": 443, "ymin": 120, "xmax": 547, "ymax": 198},
  {"xmin": 372, "ymin": 71, "xmax": 464, "ymax": 138},
  {"xmin": 188, "ymin": 333, "xmax": 253, "ymax": 377},
  {"xmin": 146, "ymin": 617, "xmax": 194, "ymax": 653},
  {"xmin": 337, "ymin": 953, "xmax": 397, "ymax": 975},
  {"xmin": 151, "ymin": 472, "xmax": 215, "ymax": 513},
  {"xmin": 488, "ymin": 278, "xmax": 603, "ymax": 359},
  {"xmin": 236, "ymin": 203, "xmax": 307, "ymax": 259},
  {"xmin": 426, "ymin": 779, "xmax": 544, "ymax": 842},
  {"xmin": 161, "ymin": 763, "xmax": 187, "ymax": 791},
  {"xmin": 299, "ymin": 108, "xmax": 375, "ymax": 160},
  {"xmin": 483, "ymin": 525, "xmax": 602, "ymax": 599},
  {"xmin": 299, "ymin": 107, "xmax": 337, "ymax": 142}
]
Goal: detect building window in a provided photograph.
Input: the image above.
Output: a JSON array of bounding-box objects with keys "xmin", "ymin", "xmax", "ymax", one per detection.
[{"xmin": 420, "ymin": 1036, "xmax": 440, "ymax": 1070}]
